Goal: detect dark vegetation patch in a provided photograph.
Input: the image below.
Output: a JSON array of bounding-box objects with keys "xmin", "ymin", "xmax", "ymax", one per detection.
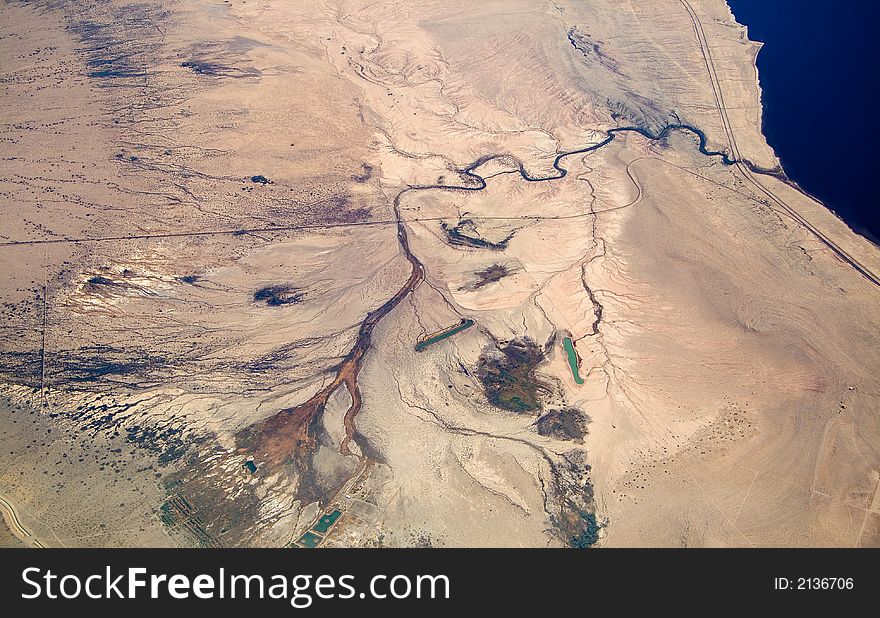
[
  {"xmin": 250, "ymin": 175, "xmax": 271, "ymax": 185},
  {"xmin": 441, "ymin": 219, "xmax": 515, "ymax": 250},
  {"xmin": 124, "ymin": 423, "xmax": 187, "ymax": 465},
  {"xmin": 181, "ymin": 60, "xmax": 260, "ymax": 78},
  {"xmin": 53, "ymin": 345, "xmax": 167, "ymax": 384},
  {"xmin": 86, "ymin": 275, "xmax": 115, "ymax": 286},
  {"xmin": 477, "ymin": 338, "xmax": 547, "ymax": 412},
  {"xmin": 254, "ymin": 285, "xmax": 304, "ymax": 307},
  {"xmin": 565, "ymin": 24, "xmax": 667, "ymax": 132},
  {"xmin": 74, "ymin": 399, "xmax": 148, "ymax": 432},
  {"xmin": 410, "ymin": 532, "xmax": 436, "ymax": 548},
  {"xmin": 0, "ymin": 350, "xmax": 41, "ymax": 387},
  {"xmin": 179, "ymin": 37, "xmax": 262, "ymax": 80},
  {"xmin": 242, "ymin": 338, "xmax": 323, "ymax": 373},
  {"xmin": 351, "ymin": 163, "xmax": 374, "ymax": 183},
  {"xmin": 550, "ymin": 451, "xmax": 601, "ymax": 547},
  {"xmin": 178, "ymin": 275, "xmax": 200, "ymax": 284},
  {"xmin": 327, "ymin": 194, "xmax": 349, "ymax": 209},
  {"xmin": 67, "ymin": 4, "xmax": 168, "ymax": 84},
  {"xmin": 471, "ymin": 263, "xmax": 513, "ymax": 290},
  {"xmin": 344, "ymin": 207, "xmax": 372, "ymax": 221},
  {"xmin": 536, "ymin": 408, "xmax": 590, "ymax": 442},
  {"xmin": 568, "ymin": 511, "xmax": 602, "ymax": 547},
  {"xmin": 567, "ymin": 26, "xmax": 622, "ymax": 74},
  {"xmin": 63, "ymin": 396, "xmax": 196, "ymax": 479},
  {"xmin": 324, "ymin": 198, "xmax": 372, "ymax": 224}
]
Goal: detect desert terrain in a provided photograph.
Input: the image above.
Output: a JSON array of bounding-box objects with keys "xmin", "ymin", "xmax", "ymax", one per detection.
[{"xmin": 0, "ymin": 0, "xmax": 877, "ymax": 547}]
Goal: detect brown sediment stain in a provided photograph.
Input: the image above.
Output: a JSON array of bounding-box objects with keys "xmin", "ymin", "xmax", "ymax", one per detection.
[{"xmin": 236, "ymin": 189, "xmax": 424, "ymax": 493}]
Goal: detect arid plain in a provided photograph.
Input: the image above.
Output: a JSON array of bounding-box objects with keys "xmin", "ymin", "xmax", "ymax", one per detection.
[{"xmin": 1, "ymin": 0, "xmax": 878, "ymax": 547}]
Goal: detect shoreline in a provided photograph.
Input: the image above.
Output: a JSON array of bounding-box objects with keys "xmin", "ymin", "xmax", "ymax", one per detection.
[{"xmin": 724, "ymin": 0, "xmax": 880, "ymax": 247}]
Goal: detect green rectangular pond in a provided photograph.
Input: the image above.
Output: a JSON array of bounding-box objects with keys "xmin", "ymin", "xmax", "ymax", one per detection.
[
  {"xmin": 415, "ymin": 318, "xmax": 475, "ymax": 352},
  {"xmin": 312, "ymin": 509, "xmax": 342, "ymax": 534},
  {"xmin": 297, "ymin": 531, "xmax": 322, "ymax": 548},
  {"xmin": 563, "ymin": 337, "xmax": 584, "ymax": 385}
]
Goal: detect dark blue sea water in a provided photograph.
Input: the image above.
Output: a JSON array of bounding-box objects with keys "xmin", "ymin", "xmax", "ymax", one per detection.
[{"xmin": 727, "ymin": 0, "xmax": 880, "ymax": 243}]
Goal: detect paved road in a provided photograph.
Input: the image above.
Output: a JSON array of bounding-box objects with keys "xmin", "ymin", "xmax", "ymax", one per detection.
[{"xmin": 0, "ymin": 494, "xmax": 42, "ymax": 548}]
